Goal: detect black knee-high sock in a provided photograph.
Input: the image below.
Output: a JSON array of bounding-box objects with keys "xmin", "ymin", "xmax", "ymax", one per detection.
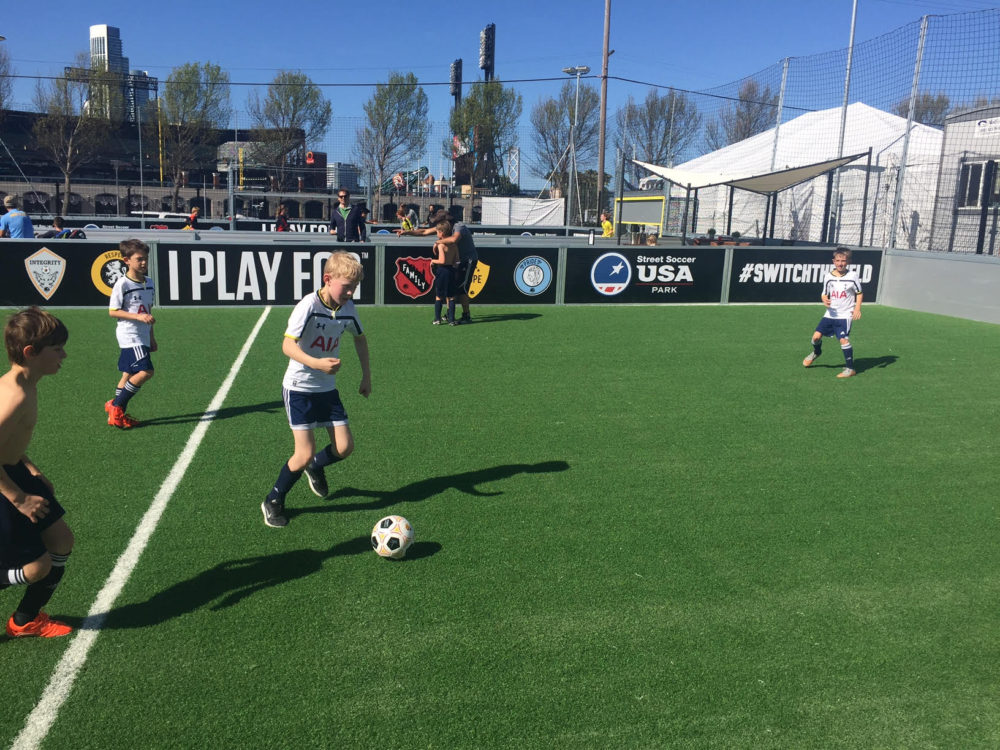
[
  {"xmin": 113, "ymin": 380, "xmax": 141, "ymax": 408},
  {"xmin": 812, "ymin": 339, "xmax": 822, "ymax": 357},
  {"xmin": 14, "ymin": 553, "xmax": 69, "ymax": 625},
  {"xmin": 434, "ymin": 300, "xmax": 443, "ymax": 320},
  {"xmin": 267, "ymin": 462, "xmax": 303, "ymax": 503},
  {"xmin": 310, "ymin": 444, "xmax": 343, "ymax": 470},
  {"xmin": 2, "ymin": 567, "xmax": 28, "ymax": 588},
  {"xmin": 842, "ymin": 342, "xmax": 855, "ymax": 370}
]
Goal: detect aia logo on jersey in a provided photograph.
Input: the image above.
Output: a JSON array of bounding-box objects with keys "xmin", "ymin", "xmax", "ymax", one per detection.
[
  {"xmin": 830, "ymin": 289, "xmax": 852, "ymax": 300},
  {"xmin": 310, "ymin": 334, "xmax": 340, "ymax": 352},
  {"xmin": 394, "ymin": 256, "xmax": 435, "ymax": 299}
]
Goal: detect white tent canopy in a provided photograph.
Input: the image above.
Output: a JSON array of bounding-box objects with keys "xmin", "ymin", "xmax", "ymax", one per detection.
[
  {"xmin": 632, "ymin": 152, "xmax": 869, "ymax": 194},
  {"xmin": 631, "ymin": 103, "xmax": 944, "ymax": 247}
]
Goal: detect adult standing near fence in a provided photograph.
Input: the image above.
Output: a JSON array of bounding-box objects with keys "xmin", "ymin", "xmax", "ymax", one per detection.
[
  {"xmin": 329, "ymin": 188, "xmax": 367, "ymax": 242},
  {"xmin": 0, "ymin": 196, "xmax": 35, "ymax": 239},
  {"xmin": 397, "ymin": 209, "xmax": 479, "ymax": 324}
]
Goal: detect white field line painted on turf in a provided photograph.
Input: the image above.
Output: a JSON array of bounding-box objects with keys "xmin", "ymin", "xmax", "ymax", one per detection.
[{"xmin": 10, "ymin": 306, "xmax": 272, "ymax": 750}]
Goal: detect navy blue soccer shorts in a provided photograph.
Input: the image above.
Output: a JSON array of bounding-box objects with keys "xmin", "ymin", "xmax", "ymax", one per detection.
[
  {"xmin": 118, "ymin": 345, "xmax": 154, "ymax": 375},
  {"xmin": 815, "ymin": 317, "xmax": 852, "ymax": 340},
  {"xmin": 0, "ymin": 461, "xmax": 66, "ymax": 569},
  {"xmin": 283, "ymin": 388, "xmax": 349, "ymax": 431}
]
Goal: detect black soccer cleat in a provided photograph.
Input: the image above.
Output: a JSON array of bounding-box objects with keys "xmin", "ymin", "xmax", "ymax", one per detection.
[
  {"xmin": 304, "ymin": 465, "xmax": 329, "ymax": 498},
  {"xmin": 261, "ymin": 499, "xmax": 288, "ymax": 528}
]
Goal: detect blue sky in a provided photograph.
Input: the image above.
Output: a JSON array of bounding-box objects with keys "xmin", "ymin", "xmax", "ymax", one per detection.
[{"xmin": 3, "ymin": 0, "xmax": 996, "ymax": 122}]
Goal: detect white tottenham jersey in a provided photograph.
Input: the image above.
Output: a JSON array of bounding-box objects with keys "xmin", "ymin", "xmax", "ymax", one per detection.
[
  {"xmin": 282, "ymin": 292, "xmax": 364, "ymax": 393},
  {"xmin": 109, "ymin": 274, "xmax": 155, "ymax": 348},
  {"xmin": 822, "ymin": 269, "xmax": 863, "ymax": 319}
]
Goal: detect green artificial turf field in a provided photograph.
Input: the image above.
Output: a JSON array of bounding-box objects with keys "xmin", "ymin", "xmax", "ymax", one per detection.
[{"xmin": 2, "ymin": 304, "xmax": 999, "ymax": 749}]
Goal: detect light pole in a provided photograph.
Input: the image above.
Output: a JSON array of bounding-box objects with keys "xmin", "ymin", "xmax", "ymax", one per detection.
[{"xmin": 562, "ymin": 65, "xmax": 590, "ymax": 235}]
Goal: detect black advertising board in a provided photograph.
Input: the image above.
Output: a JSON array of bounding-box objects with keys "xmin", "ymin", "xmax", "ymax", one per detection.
[
  {"xmin": 728, "ymin": 248, "xmax": 882, "ymax": 303},
  {"xmin": 383, "ymin": 246, "xmax": 560, "ymax": 305},
  {"xmin": 0, "ymin": 240, "xmax": 128, "ymax": 307},
  {"xmin": 156, "ymin": 243, "xmax": 376, "ymax": 305},
  {"xmin": 563, "ymin": 246, "xmax": 726, "ymax": 303}
]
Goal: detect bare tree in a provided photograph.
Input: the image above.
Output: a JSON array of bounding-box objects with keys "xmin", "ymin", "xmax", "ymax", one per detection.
[
  {"xmin": 704, "ymin": 79, "xmax": 779, "ymax": 151},
  {"xmin": 529, "ymin": 80, "xmax": 600, "ymax": 193},
  {"xmin": 248, "ymin": 71, "xmax": 331, "ymax": 190},
  {"xmin": 356, "ymin": 72, "xmax": 429, "ymax": 206},
  {"xmin": 450, "ymin": 79, "xmax": 522, "ymax": 191},
  {"xmin": 153, "ymin": 62, "xmax": 231, "ymax": 211},
  {"xmin": 892, "ymin": 91, "xmax": 950, "ymax": 126},
  {"xmin": 615, "ymin": 89, "xmax": 702, "ymax": 184},
  {"xmin": 32, "ymin": 55, "xmax": 114, "ymax": 214}
]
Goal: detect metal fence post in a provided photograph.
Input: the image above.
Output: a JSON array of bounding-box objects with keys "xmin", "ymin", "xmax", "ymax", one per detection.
[{"xmin": 888, "ymin": 15, "xmax": 929, "ymax": 249}]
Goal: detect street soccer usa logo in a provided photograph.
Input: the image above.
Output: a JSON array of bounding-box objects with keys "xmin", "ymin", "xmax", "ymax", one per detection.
[{"xmin": 590, "ymin": 252, "xmax": 631, "ymax": 295}]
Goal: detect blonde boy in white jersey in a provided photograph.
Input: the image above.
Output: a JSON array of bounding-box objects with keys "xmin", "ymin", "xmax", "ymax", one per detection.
[
  {"xmin": 106, "ymin": 240, "xmax": 156, "ymax": 428},
  {"xmin": 802, "ymin": 246, "xmax": 863, "ymax": 378},
  {"xmin": 262, "ymin": 252, "xmax": 371, "ymax": 528}
]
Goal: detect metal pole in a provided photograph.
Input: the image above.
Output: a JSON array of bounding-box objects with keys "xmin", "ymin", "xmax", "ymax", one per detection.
[
  {"xmin": 889, "ymin": 15, "xmax": 929, "ymax": 249},
  {"xmin": 770, "ymin": 58, "xmax": 790, "ymax": 172},
  {"xmin": 832, "ymin": 0, "xmax": 858, "ymax": 239},
  {"xmin": 567, "ymin": 70, "xmax": 582, "ymax": 234},
  {"xmin": 137, "ymin": 99, "xmax": 145, "ymax": 229},
  {"xmin": 563, "ymin": 66, "xmax": 586, "ymax": 236},
  {"xmin": 859, "ymin": 147, "xmax": 872, "ymax": 245},
  {"xmin": 596, "ymin": 0, "xmax": 611, "ymax": 220}
]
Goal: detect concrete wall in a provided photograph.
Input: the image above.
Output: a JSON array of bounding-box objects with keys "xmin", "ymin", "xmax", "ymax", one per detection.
[{"xmin": 881, "ymin": 249, "xmax": 1000, "ymax": 325}]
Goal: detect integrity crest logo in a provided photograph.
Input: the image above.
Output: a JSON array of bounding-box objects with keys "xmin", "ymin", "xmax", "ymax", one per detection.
[
  {"xmin": 24, "ymin": 248, "xmax": 67, "ymax": 300},
  {"xmin": 394, "ymin": 256, "xmax": 435, "ymax": 299}
]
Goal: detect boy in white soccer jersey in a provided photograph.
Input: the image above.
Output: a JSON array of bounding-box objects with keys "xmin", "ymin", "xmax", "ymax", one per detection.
[
  {"xmin": 262, "ymin": 252, "xmax": 371, "ymax": 528},
  {"xmin": 802, "ymin": 246, "xmax": 863, "ymax": 378},
  {"xmin": 106, "ymin": 239, "xmax": 156, "ymax": 429}
]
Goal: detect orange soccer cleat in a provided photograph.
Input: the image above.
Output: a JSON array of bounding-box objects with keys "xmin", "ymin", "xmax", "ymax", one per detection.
[
  {"xmin": 6, "ymin": 612, "xmax": 72, "ymax": 638},
  {"xmin": 108, "ymin": 404, "xmax": 140, "ymax": 429}
]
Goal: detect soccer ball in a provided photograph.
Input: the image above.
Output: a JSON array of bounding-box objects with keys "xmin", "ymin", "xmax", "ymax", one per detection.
[{"xmin": 371, "ymin": 515, "xmax": 414, "ymax": 559}]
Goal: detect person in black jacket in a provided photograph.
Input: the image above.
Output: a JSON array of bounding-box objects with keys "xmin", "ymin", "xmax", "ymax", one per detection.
[{"xmin": 328, "ymin": 189, "xmax": 367, "ymax": 242}]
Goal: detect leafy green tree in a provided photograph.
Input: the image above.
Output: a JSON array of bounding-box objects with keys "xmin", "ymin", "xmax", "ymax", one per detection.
[
  {"xmin": 153, "ymin": 62, "xmax": 231, "ymax": 210},
  {"xmin": 529, "ymin": 80, "xmax": 600, "ymax": 193},
  {"xmin": 450, "ymin": 80, "xmax": 522, "ymax": 190},
  {"xmin": 355, "ymin": 72, "xmax": 429, "ymax": 201},
  {"xmin": 31, "ymin": 55, "xmax": 114, "ymax": 214},
  {"xmin": 248, "ymin": 71, "xmax": 331, "ymax": 190},
  {"xmin": 704, "ymin": 79, "xmax": 778, "ymax": 151}
]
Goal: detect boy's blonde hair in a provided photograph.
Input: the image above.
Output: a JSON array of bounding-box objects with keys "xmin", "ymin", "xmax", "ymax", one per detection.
[
  {"xmin": 833, "ymin": 246, "xmax": 852, "ymax": 260},
  {"xmin": 5, "ymin": 307, "xmax": 68, "ymax": 365},
  {"xmin": 324, "ymin": 251, "xmax": 364, "ymax": 283}
]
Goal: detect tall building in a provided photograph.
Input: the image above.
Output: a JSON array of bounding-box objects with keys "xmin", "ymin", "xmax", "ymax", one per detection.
[
  {"xmin": 88, "ymin": 24, "xmax": 155, "ymax": 123},
  {"xmin": 89, "ymin": 25, "xmax": 129, "ymax": 77}
]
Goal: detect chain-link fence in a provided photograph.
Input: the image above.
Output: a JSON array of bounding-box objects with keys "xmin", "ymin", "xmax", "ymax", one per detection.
[{"xmin": 2, "ymin": 9, "xmax": 999, "ymax": 250}]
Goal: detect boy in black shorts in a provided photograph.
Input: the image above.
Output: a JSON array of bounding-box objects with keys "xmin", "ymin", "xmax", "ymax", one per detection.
[{"xmin": 0, "ymin": 307, "xmax": 75, "ymax": 638}]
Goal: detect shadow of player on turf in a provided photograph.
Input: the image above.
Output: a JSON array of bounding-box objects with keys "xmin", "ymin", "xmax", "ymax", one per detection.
[
  {"xmin": 853, "ymin": 355, "xmax": 897, "ymax": 372},
  {"xmin": 138, "ymin": 400, "xmax": 284, "ymax": 427},
  {"xmin": 76, "ymin": 537, "xmax": 374, "ymax": 630},
  {"xmin": 463, "ymin": 312, "xmax": 542, "ymax": 324},
  {"xmin": 293, "ymin": 460, "xmax": 571, "ymax": 516}
]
